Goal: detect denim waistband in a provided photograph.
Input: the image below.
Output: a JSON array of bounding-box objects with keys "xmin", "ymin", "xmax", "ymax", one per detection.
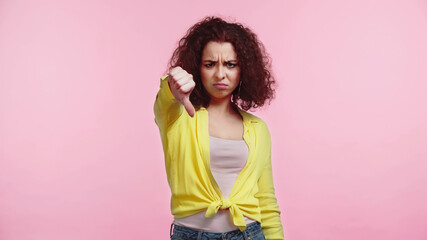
[{"xmin": 170, "ymin": 221, "xmax": 262, "ymax": 239}]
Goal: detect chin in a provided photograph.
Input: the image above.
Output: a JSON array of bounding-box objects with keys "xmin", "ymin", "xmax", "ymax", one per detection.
[{"xmin": 211, "ymin": 94, "xmax": 232, "ymax": 101}]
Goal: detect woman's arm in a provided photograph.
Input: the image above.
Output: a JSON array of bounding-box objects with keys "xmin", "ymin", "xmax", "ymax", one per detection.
[
  {"xmin": 154, "ymin": 75, "xmax": 183, "ymax": 129},
  {"xmin": 153, "ymin": 67, "xmax": 195, "ymax": 130},
  {"xmin": 255, "ymin": 125, "xmax": 285, "ymax": 240}
]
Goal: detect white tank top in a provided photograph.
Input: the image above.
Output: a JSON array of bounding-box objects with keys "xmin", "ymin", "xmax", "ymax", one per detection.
[{"xmin": 173, "ymin": 136, "xmax": 256, "ymax": 232}]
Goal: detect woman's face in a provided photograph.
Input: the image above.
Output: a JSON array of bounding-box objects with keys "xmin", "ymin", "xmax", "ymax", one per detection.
[{"xmin": 200, "ymin": 41, "xmax": 240, "ymax": 103}]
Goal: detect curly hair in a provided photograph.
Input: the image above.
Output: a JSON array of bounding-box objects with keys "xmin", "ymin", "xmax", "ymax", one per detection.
[{"xmin": 168, "ymin": 16, "xmax": 275, "ymax": 111}]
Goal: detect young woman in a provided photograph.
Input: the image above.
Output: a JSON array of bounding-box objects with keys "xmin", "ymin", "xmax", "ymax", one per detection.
[{"xmin": 154, "ymin": 16, "xmax": 284, "ymax": 240}]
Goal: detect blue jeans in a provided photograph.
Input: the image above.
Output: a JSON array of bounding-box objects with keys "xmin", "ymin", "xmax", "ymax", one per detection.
[{"xmin": 170, "ymin": 221, "xmax": 265, "ymax": 240}]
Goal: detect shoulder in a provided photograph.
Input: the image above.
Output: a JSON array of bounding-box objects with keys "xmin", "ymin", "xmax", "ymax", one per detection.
[{"xmin": 239, "ymin": 109, "xmax": 270, "ymax": 133}]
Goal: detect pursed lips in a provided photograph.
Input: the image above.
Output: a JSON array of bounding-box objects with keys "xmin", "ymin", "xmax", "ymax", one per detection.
[{"xmin": 213, "ymin": 83, "xmax": 228, "ymax": 89}]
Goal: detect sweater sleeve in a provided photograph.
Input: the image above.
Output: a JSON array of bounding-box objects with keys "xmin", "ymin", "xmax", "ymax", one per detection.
[
  {"xmin": 153, "ymin": 75, "xmax": 184, "ymax": 131},
  {"xmin": 255, "ymin": 126, "xmax": 285, "ymax": 240}
]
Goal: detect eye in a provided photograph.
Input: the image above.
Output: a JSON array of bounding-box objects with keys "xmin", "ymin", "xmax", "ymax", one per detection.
[
  {"xmin": 204, "ymin": 62, "xmax": 215, "ymax": 68},
  {"xmin": 226, "ymin": 62, "xmax": 237, "ymax": 68}
]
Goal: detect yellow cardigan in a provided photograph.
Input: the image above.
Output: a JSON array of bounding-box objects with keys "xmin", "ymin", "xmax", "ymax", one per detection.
[{"xmin": 154, "ymin": 75, "xmax": 284, "ymax": 240}]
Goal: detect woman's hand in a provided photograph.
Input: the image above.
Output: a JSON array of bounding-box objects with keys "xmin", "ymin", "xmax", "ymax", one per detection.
[{"xmin": 168, "ymin": 67, "xmax": 196, "ymax": 117}]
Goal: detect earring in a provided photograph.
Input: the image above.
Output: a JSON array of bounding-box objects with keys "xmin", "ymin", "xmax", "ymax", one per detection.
[{"xmin": 238, "ymin": 80, "xmax": 242, "ymax": 95}]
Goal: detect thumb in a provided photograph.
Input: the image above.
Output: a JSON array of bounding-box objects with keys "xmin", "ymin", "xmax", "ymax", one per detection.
[{"xmin": 182, "ymin": 96, "xmax": 194, "ymax": 118}]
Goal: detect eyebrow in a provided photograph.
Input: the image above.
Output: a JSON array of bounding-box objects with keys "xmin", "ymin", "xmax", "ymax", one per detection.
[{"xmin": 202, "ymin": 60, "xmax": 238, "ymax": 63}]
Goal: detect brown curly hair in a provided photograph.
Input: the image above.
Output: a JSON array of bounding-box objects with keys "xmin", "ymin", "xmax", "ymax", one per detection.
[{"xmin": 168, "ymin": 16, "xmax": 275, "ymax": 111}]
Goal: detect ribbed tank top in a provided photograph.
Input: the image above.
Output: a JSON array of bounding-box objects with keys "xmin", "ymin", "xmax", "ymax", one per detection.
[{"xmin": 173, "ymin": 136, "xmax": 256, "ymax": 232}]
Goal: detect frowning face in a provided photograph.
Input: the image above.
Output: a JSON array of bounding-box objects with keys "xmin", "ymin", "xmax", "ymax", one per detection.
[{"xmin": 200, "ymin": 41, "xmax": 241, "ymax": 103}]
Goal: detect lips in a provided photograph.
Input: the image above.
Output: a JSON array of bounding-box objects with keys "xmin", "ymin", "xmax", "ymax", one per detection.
[{"xmin": 213, "ymin": 83, "xmax": 228, "ymax": 89}]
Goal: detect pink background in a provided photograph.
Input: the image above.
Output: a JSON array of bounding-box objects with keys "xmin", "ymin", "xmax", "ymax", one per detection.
[{"xmin": 1, "ymin": 0, "xmax": 427, "ymax": 239}]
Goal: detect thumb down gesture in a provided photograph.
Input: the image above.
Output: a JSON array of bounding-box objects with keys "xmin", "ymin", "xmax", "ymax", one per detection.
[{"xmin": 168, "ymin": 67, "xmax": 196, "ymax": 117}]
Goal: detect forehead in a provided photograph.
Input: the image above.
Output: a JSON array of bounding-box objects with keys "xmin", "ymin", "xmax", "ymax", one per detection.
[{"xmin": 202, "ymin": 41, "xmax": 237, "ymax": 59}]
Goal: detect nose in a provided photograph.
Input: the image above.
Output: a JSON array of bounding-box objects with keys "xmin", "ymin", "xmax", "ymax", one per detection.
[{"xmin": 215, "ymin": 65, "xmax": 225, "ymax": 80}]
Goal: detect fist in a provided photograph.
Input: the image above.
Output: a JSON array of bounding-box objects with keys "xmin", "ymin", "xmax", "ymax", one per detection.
[{"xmin": 169, "ymin": 67, "xmax": 196, "ymax": 117}]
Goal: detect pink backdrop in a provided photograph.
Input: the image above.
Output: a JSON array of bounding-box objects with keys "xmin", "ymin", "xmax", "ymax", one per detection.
[{"xmin": 1, "ymin": 0, "xmax": 427, "ymax": 239}]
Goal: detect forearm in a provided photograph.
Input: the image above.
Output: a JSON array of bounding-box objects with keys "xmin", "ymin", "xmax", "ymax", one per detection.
[{"xmin": 153, "ymin": 75, "xmax": 184, "ymax": 129}]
